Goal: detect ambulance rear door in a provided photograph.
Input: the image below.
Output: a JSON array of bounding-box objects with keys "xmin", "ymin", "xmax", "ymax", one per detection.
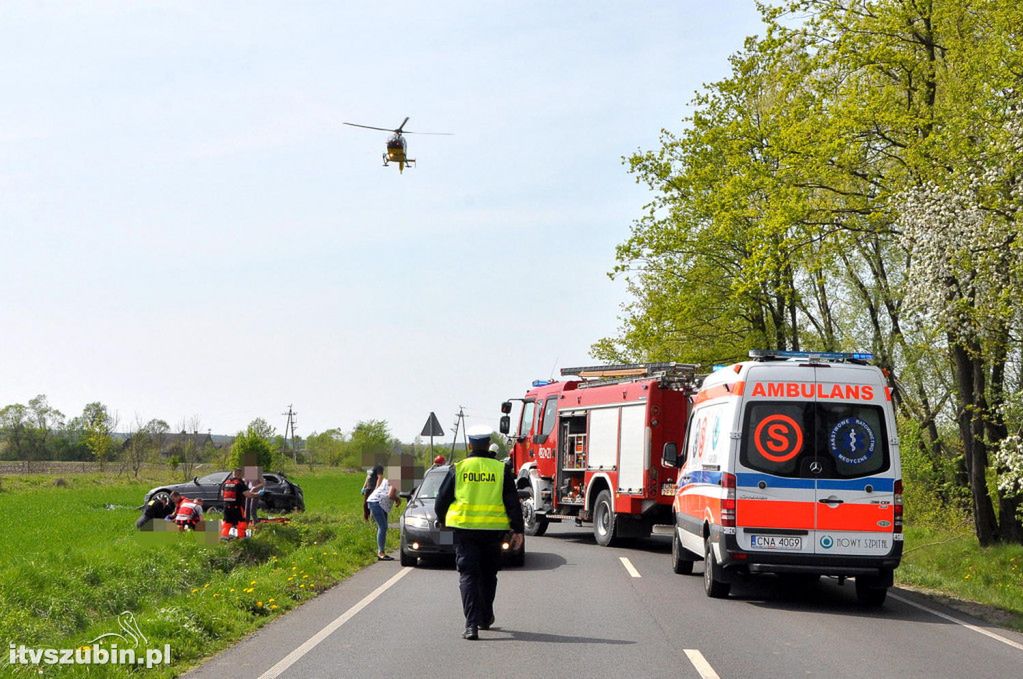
[
  {"xmin": 735, "ymin": 366, "xmax": 817, "ymax": 557},
  {"xmin": 812, "ymin": 366, "xmax": 896, "ymax": 557}
]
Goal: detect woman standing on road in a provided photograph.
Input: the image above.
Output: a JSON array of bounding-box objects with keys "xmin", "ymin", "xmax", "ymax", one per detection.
[{"xmin": 365, "ymin": 465, "xmax": 400, "ymax": 560}]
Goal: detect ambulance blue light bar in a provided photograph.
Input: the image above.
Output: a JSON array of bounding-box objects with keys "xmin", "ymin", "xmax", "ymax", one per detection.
[
  {"xmin": 532, "ymin": 379, "xmax": 555, "ymax": 387},
  {"xmin": 749, "ymin": 350, "xmax": 874, "ymax": 362}
]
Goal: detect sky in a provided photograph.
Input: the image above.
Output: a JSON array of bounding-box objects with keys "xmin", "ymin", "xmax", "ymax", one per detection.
[{"xmin": 0, "ymin": 1, "xmax": 765, "ymax": 443}]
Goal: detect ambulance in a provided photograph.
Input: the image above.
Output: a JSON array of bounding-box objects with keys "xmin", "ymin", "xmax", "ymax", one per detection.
[{"xmin": 666, "ymin": 350, "xmax": 903, "ymax": 605}]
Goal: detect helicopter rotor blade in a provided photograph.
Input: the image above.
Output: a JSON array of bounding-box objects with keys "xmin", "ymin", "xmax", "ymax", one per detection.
[
  {"xmin": 402, "ymin": 131, "xmax": 455, "ymax": 136},
  {"xmin": 397, "ymin": 116, "xmax": 410, "ymax": 133},
  {"xmin": 342, "ymin": 122, "xmax": 398, "ymax": 132}
]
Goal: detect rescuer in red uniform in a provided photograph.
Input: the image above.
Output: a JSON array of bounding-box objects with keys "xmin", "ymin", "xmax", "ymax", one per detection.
[
  {"xmin": 220, "ymin": 468, "xmax": 252, "ymax": 540},
  {"xmin": 435, "ymin": 425, "xmax": 524, "ymax": 640},
  {"xmin": 174, "ymin": 497, "xmax": 204, "ymax": 530}
]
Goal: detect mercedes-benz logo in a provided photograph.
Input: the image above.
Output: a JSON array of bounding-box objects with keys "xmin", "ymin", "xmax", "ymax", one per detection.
[{"xmin": 809, "ymin": 461, "xmax": 822, "ymax": 474}]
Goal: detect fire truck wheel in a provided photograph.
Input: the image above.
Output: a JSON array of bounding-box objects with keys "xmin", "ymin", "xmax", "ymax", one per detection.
[
  {"xmin": 671, "ymin": 529, "xmax": 695, "ymax": 575},
  {"xmin": 522, "ymin": 488, "xmax": 549, "ymax": 537},
  {"xmin": 703, "ymin": 538, "xmax": 731, "ymax": 598},
  {"xmin": 593, "ymin": 490, "xmax": 617, "ymax": 547}
]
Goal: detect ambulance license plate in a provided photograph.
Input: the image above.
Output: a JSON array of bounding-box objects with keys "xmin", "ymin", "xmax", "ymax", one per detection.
[
  {"xmin": 750, "ymin": 535, "xmax": 802, "ymax": 550},
  {"xmin": 661, "ymin": 483, "xmax": 676, "ymax": 496}
]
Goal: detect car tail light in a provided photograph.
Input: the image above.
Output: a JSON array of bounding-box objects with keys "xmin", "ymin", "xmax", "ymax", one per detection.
[
  {"xmin": 893, "ymin": 479, "xmax": 903, "ymax": 534},
  {"xmin": 721, "ymin": 472, "xmax": 736, "ymax": 527}
]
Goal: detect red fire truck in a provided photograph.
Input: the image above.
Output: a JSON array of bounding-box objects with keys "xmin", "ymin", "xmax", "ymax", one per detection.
[{"xmin": 499, "ymin": 363, "xmax": 697, "ymax": 545}]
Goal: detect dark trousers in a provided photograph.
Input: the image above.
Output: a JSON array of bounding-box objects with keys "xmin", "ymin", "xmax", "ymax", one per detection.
[{"xmin": 453, "ymin": 529, "xmax": 502, "ymax": 628}]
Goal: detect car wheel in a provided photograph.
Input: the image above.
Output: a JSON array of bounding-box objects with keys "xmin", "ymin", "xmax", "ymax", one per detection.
[
  {"xmin": 855, "ymin": 577, "xmax": 888, "ymax": 607},
  {"xmin": 593, "ymin": 490, "xmax": 617, "ymax": 547},
  {"xmin": 671, "ymin": 528, "xmax": 695, "ymax": 575},
  {"xmin": 703, "ymin": 538, "xmax": 731, "ymax": 598},
  {"xmin": 522, "ymin": 488, "xmax": 549, "ymax": 537},
  {"xmin": 151, "ymin": 490, "xmax": 171, "ymax": 504}
]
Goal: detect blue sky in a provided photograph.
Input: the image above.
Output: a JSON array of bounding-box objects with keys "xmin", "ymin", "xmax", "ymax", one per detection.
[{"xmin": 1, "ymin": 1, "xmax": 764, "ymax": 441}]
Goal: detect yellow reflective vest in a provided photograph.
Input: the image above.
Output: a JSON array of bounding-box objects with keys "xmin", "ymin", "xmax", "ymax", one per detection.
[{"xmin": 445, "ymin": 456, "xmax": 511, "ymax": 530}]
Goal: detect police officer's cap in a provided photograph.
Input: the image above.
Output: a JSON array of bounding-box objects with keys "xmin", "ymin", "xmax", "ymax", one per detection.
[{"xmin": 467, "ymin": 425, "xmax": 492, "ymax": 443}]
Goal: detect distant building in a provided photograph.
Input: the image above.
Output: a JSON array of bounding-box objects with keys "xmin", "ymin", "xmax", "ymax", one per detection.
[{"xmin": 121, "ymin": 431, "xmax": 234, "ymax": 459}]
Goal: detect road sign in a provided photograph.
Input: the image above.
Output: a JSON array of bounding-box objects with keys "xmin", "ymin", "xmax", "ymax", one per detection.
[{"xmin": 421, "ymin": 412, "xmax": 444, "ymax": 437}]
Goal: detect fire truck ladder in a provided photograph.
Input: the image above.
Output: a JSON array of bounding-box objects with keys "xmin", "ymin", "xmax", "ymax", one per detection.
[{"xmin": 560, "ymin": 362, "xmax": 698, "ymax": 391}]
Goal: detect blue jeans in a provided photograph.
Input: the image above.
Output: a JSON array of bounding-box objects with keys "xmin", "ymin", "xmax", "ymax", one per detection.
[{"xmin": 368, "ymin": 501, "xmax": 388, "ymax": 553}]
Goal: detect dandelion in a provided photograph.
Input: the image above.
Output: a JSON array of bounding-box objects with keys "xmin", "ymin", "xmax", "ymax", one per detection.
[
  {"xmin": 256, "ymin": 601, "xmax": 263, "ymax": 608},
  {"xmin": 270, "ymin": 605, "xmax": 278, "ymax": 611},
  {"xmin": 268, "ymin": 598, "xmax": 275, "ymax": 603},
  {"xmin": 250, "ymin": 580, "xmax": 256, "ymax": 585},
  {"xmin": 230, "ymin": 588, "xmax": 236, "ymax": 592},
  {"xmin": 244, "ymin": 587, "xmax": 254, "ymax": 593},
  {"xmin": 191, "ymin": 588, "xmax": 199, "ymax": 594}
]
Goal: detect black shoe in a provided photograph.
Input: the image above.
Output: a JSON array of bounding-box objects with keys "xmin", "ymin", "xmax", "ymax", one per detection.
[
  {"xmin": 479, "ymin": 614, "xmax": 495, "ymax": 630},
  {"xmin": 462, "ymin": 626, "xmax": 478, "ymax": 640}
]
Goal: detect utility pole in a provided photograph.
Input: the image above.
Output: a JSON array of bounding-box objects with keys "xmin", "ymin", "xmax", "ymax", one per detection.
[
  {"xmin": 282, "ymin": 405, "xmax": 298, "ymax": 462},
  {"xmin": 449, "ymin": 406, "xmax": 467, "ymax": 460}
]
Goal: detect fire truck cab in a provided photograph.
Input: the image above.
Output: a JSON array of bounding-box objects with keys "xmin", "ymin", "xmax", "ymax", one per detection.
[
  {"xmin": 500, "ymin": 363, "xmax": 696, "ymax": 545},
  {"xmin": 667, "ymin": 351, "xmax": 903, "ymax": 605}
]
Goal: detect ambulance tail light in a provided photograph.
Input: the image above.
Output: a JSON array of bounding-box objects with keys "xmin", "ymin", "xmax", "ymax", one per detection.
[
  {"xmin": 720, "ymin": 472, "xmax": 737, "ymax": 527},
  {"xmin": 893, "ymin": 479, "xmax": 903, "ymax": 533}
]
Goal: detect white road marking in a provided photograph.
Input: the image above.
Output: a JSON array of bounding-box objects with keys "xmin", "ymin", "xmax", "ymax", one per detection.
[
  {"xmin": 684, "ymin": 649, "xmax": 720, "ymax": 679},
  {"xmin": 258, "ymin": 567, "xmax": 413, "ymax": 679},
  {"xmin": 890, "ymin": 592, "xmax": 1023, "ymax": 652},
  {"xmin": 619, "ymin": 556, "xmax": 641, "ymax": 578}
]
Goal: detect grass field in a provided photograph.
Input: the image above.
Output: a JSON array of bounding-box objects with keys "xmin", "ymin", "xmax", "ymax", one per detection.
[
  {"xmin": 1, "ymin": 469, "xmax": 1021, "ymax": 676},
  {"xmin": 0, "ymin": 470, "xmax": 393, "ymax": 677}
]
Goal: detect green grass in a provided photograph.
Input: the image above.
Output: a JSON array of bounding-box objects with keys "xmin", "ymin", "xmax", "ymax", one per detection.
[
  {"xmin": 897, "ymin": 479, "xmax": 1023, "ymax": 631},
  {"xmin": 0, "ymin": 470, "xmax": 396, "ymax": 677},
  {"xmin": 899, "ymin": 525, "xmax": 1023, "ymax": 630}
]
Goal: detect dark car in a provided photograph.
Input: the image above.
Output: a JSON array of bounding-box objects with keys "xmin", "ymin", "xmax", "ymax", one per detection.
[
  {"xmin": 398, "ymin": 464, "xmax": 524, "ymax": 567},
  {"xmin": 142, "ymin": 471, "xmax": 305, "ymax": 513}
]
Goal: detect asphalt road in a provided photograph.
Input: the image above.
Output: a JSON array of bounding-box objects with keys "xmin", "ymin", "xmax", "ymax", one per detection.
[{"xmin": 186, "ymin": 525, "xmax": 1023, "ymax": 679}]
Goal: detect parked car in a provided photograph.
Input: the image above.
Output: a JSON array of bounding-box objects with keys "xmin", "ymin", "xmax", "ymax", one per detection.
[
  {"xmin": 142, "ymin": 471, "xmax": 305, "ymax": 513},
  {"xmin": 398, "ymin": 463, "xmax": 525, "ymax": 567}
]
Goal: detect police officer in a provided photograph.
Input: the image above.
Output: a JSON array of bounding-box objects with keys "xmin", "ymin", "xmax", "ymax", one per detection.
[
  {"xmin": 435, "ymin": 425, "xmax": 524, "ymax": 640},
  {"xmin": 135, "ymin": 491, "xmax": 180, "ymax": 530}
]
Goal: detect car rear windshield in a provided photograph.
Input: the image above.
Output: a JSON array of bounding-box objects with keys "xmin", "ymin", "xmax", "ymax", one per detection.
[
  {"xmin": 416, "ymin": 470, "xmax": 448, "ymax": 499},
  {"xmin": 740, "ymin": 401, "xmax": 889, "ymax": 479}
]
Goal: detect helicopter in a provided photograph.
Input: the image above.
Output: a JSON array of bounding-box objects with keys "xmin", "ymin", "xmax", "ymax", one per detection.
[{"xmin": 342, "ymin": 117, "xmax": 452, "ymax": 173}]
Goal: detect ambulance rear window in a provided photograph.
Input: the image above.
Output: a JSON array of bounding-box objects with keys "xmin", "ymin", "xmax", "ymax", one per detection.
[
  {"xmin": 740, "ymin": 401, "xmax": 890, "ymax": 479},
  {"xmin": 819, "ymin": 403, "xmax": 889, "ymax": 478},
  {"xmin": 740, "ymin": 402, "xmax": 813, "ymax": 477}
]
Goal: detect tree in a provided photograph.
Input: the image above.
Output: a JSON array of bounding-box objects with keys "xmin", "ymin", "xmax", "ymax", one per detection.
[
  {"xmin": 82, "ymin": 402, "xmax": 116, "ymax": 470},
  {"xmin": 346, "ymin": 420, "xmax": 393, "ymax": 469},
  {"xmin": 305, "ymin": 428, "xmax": 347, "ymax": 467},
  {"xmin": 229, "ymin": 426, "xmax": 278, "ymax": 470},
  {"xmin": 600, "ymin": 0, "xmax": 1023, "ymax": 544}
]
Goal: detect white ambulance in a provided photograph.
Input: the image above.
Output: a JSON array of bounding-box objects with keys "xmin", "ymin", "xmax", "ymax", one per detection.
[{"xmin": 665, "ymin": 350, "xmax": 903, "ymax": 605}]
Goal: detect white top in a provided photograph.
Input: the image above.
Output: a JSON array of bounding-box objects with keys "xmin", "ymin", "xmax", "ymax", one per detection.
[{"xmin": 367, "ymin": 478, "xmax": 393, "ymax": 512}]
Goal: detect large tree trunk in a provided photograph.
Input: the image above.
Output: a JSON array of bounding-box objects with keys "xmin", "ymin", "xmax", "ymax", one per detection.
[{"xmin": 951, "ymin": 341, "xmax": 999, "ymax": 545}]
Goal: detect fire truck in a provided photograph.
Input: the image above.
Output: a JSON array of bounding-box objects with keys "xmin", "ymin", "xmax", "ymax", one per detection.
[{"xmin": 499, "ymin": 363, "xmax": 697, "ymax": 545}]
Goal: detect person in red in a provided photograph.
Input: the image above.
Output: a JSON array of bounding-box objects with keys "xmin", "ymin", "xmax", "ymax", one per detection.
[
  {"xmin": 220, "ymin": 468, "xmax": 252, "ymax": 540},
  {"xmin": 174, "ymin": 496, "xmax": 204, "ymax": 531}
]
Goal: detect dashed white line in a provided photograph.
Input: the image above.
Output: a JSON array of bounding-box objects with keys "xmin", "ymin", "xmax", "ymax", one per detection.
[
  {"xmin": 684, "ymin": 649, "xmax": 720, "ymax": 679},
  {"xmin": 619, "ymin": 556, "xmax": 641, "ymax": 578},
  {"xmin": 258, "ymin": 567, "xmax": 413, "ymax": 679},
  {"xmin": 889, "ymin": 592, "xmax": 1023, "ymax": 652}
]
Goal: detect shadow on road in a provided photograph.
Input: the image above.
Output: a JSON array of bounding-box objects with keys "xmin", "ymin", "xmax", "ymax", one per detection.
[
  {"xmin": 537, "ymin": 529, "xmax": 672, "ymax": 554},
  {"xmin": 486, "ymin": 629, "xmax": 636, "ymax": 644},
  {"xmin": 719, "ymin": 575, "xmax": 956, "ymax": 625},
  {"xmin": 515, "ymin": 551, "xmax": 567, "ymax": 572}
]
